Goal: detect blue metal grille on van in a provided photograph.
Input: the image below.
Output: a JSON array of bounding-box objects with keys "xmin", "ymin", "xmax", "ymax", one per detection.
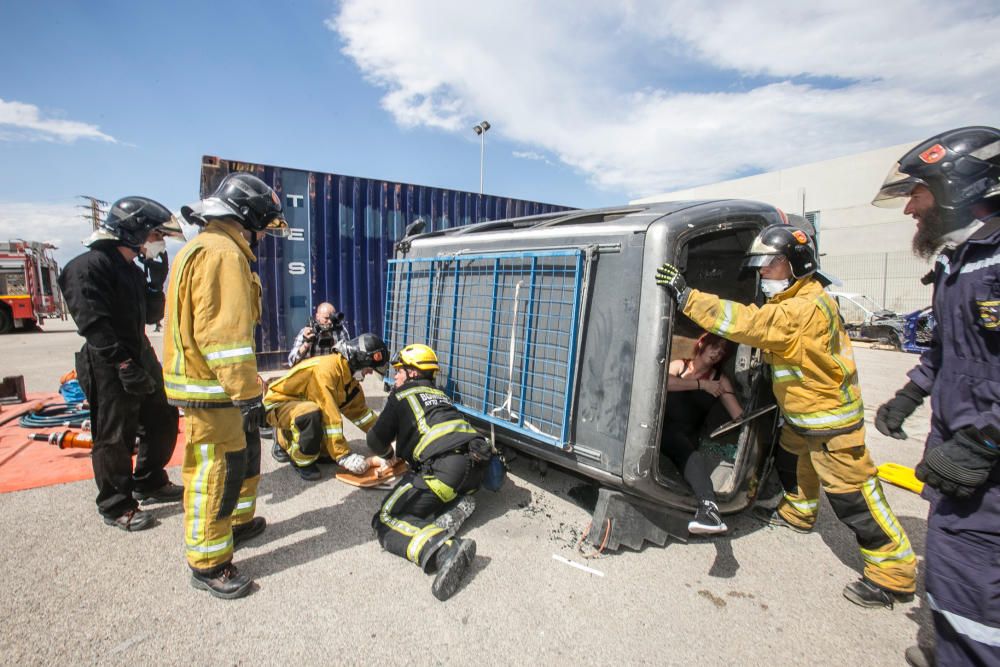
[{"xmin": 384, "ymin": 250, "xmax": 585, "ymax": 447}]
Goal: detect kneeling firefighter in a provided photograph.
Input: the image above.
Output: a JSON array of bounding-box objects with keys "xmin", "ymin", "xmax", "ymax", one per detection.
[
  {"xmin": 264, "ymin": 333, "xmax": 387, "ymax": 481},
  {"xmin": 366, "ymin": 344, "xmax": 492, "ymax": 601},
  {"xmin": 656, "ymin": 224, "xmax": 916, "ymax": 608}
]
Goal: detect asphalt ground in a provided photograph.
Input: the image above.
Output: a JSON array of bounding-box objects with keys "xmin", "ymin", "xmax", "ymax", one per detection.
[{"xmin": 1, "ymin": 319, "xmax": 932, "ymax": 665}]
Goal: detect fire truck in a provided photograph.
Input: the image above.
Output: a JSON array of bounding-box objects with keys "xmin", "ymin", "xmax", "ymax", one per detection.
[{"xmin": 0, "ymin": 240, "xmax": 66, "ymax": 333}]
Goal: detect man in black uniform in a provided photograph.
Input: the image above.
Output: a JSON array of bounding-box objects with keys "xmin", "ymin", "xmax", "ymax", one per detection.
[
  {"xmin": 58, "ymin": 197, "xmax": 182, "ymax": 531},
  {"xmin": 367, "ymin": 343, "xmax": 490, "ymax": 601}
]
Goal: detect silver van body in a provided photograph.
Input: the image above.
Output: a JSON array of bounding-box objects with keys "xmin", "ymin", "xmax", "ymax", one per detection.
[{"xmin": 384, "ymin": 200, "xmax": 788, "ymax": 517}]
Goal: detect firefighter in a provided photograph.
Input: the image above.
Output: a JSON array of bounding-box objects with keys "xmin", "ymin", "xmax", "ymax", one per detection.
[
  {"xmin": 164, "ymin": 173, "xmax": 288, "ymax": 599},
  {"xmin": 872, "ymin": 127, "xmax": 1000, "ymax": 667},
  {"xmin": 57, "ymin": 197, "xmax": 182, "ymax": 531},
  {"xmin": 655, "ymin": 224, "xmax": 916, "ymax": 608},
  {"xmin": 265, "ymin": 333, "xmax": 388, "ymax": 480},
  {"xmin": 366, "ymin": 344, "xmax": 491, "ymax": 601}
]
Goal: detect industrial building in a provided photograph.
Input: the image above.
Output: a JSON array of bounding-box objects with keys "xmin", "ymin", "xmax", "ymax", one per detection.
[{"xmin": 632, "ymin": 141, "xmax": 933, "ymax": 314}]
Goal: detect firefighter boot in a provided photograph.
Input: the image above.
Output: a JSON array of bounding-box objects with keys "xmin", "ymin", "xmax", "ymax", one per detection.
[
  {"xmin": 842, "ymin": 578, "xmax": 913, "ymax": 609},
  {"xmin": 190, "ymin": 563, "xmax": 253, "ymax": 600},
  {"xmin": 271, "ymin": 441, "xmax": 290, "ymax": 464},
  {"xmin": 133, "ymin": 481, "xmax": 184, "ymax": 504},
  {"xmin": 233, "ymin": 517, "xmax": 267, "ymax": 549},
  {"xmin": 751, "ymin": 505, "xmax": 812, "ymax": 534},
  {"xmin": 292, "ymin": 462, "xmax": 321, "ymax": 481},
  {"xmin": 433, "ymin": 496, "xmax": 476, "ymax": 534},
  {"xmin": 104, "ymin": 508, "xmax": 155, "ymax": 532},
  {"xmin": 431, "ymin": 538, "xmax": 477, "ymax": 601}
]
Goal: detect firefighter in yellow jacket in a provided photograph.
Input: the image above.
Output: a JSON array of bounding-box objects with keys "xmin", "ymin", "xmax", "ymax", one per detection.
[
  {"xmin": 656, "ymin": 224, "xmax": 916, "ymax": 609},
  {"xmin": 164, "ymin": 173, "xmax": 288, "ymax": 599},
  {"xmin": 265, "ymin": 333, "xmax": 389, "ymax": 481}
]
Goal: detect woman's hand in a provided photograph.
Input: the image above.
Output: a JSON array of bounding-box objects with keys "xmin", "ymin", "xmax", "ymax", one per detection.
[{"xmin": 699, "ymin": 378, "xmax": 724, "ymax": 397}]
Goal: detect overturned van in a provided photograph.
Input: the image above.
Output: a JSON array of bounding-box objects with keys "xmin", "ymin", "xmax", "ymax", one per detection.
[{"xmin": 383, "ymin": 200, "xmax": 790, "ymax": 546}]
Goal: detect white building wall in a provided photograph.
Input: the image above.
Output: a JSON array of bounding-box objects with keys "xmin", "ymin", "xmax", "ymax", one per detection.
[
  {"xmin": 631, "ymin": 141, "xmax": 936, "ymax": 313},
  {"xmin": 631, "ymin": 141, "xmax": 919, "ymax": 256}
]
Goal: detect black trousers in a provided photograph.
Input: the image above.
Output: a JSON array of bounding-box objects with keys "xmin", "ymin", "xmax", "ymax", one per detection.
[
  {"xmin": 662, "ymin": 427, "xmax": 717, "ymax": 503},
  {"xmin": 76, "ymin": 345, "xmax": 179, "ymax": 519},
  {"xmin": 373, "ymin": 451, "xmax": 483, "ymax": 570}
]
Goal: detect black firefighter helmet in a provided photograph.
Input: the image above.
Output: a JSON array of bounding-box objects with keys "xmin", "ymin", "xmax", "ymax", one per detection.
[{"xmin": 742, "ymin": 223, "xmax": 818, "ymax": 280}]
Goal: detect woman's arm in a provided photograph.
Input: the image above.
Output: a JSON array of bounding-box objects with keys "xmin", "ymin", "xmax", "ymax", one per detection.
[
  {"xmin": 666, "ymin": 359, "xmax": 704, "ymax": 392},
  {"xmin": 718, "ymin": 375, "xmax": 744, "ymax": 420}
]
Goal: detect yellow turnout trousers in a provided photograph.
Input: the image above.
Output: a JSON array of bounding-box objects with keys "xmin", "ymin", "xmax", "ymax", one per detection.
[
  {"xmin": 269, "ymin": 400, "xmax": 336, "ymax": 466},
  {"xmin": 182, "ymin": 407, "xmax": 259, "ymax": 572},
  {"xmin": 775, "ymin": 425, "xmax": 916, "ymax": 593}
]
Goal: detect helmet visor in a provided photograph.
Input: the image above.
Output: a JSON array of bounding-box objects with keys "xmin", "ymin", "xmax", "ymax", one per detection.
[
  {"xmin": 872, "ymin": 163, "xmax": 924, "ymax": 208},
  {"xmin": 263, "ymin": 215, "xmax": 291, "ymax": 238},
  {"xmin": 156, "ymin": 215, "xmax": 184, "ymax": 238},
  {"xmin": 743, "ymin": 253, "xmax": 781, "ymax": 269}
]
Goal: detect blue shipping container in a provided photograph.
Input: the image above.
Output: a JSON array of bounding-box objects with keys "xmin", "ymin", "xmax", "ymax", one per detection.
[{"xmin": 198, "ymin": 156, "xmax": 574, "ymax": 370}]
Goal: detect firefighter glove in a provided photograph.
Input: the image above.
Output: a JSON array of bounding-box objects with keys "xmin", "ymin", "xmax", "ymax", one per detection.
[
  {"xmin": 141, "ymin": 251, "xmax": 170, "ymax": 289},
  {"xmin": 337, "ymin": 453, "xmax": 369, "ymax": 475},
  {"xmin": 875, "ymin": 381, "xmax": 927, "ymax": 440},
  {"xmin": 117, "ymin": 359, "xmax": 157, "ymax": 395},
  {"xmin": 239, "ymin": 399, "xmax": 267, "ymax": 433},
  {"xmin": 915, "ymin": 426, "xmax": 1000, "ymax": 499},
  {"xmin": 468, "ymin": 437, "xmax": 494, "ymax": 463},
  {"xmin": 655, "ymin": 263, "xmax": 690, "ymax": 310}
]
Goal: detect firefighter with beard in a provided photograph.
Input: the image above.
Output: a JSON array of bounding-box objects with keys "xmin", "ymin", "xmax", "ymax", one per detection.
[
  {"xmin": 872, "ymin": 126, "xmax": 1000, "ymax": 667},
  {"xmin": 366, "ymin": 344, "xmax": 490, "ymax": 601},
  {"xmin": 164, "ymin": 173, "xmax": 288, "ymax": 599},
  {"xmin": 656, "ymin": 225, "xmax": 916, "ymax": 609},
  {"xmin": 58, "ymin": 197, "xmax": 183, "ymax": 531},
  {"xmin": 265, "ymin": 333, "xmax": 387, "ymax": 481}
]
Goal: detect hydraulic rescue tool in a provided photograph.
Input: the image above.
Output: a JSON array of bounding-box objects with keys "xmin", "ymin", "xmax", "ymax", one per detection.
[{"xmin": 28, "ymin": 430, "xmax": 93, "ymax": 449}]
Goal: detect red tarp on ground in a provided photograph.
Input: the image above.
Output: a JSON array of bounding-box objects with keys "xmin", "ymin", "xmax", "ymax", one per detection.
[{"xmin": 0, "ymin": 393, "xmax": 185, "ymax": 494}]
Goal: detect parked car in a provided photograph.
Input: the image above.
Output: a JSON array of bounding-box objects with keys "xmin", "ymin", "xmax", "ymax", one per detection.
[{"xmin": 827, "ymin": 291, "xmax": 903, "ymax": 347}]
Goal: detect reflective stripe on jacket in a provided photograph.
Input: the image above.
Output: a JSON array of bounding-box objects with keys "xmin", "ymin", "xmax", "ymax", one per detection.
[
  {"xmin": 683, "ymin": 276, "xmax": 864, "ymax": 436},
  {"xmin": 366, "ymin": 379, "xmax": 480, "ymax": 464},
  {"xmin": 163, "ymin": 220, "xmax": 262, "ymax": 408},
  {"xmin": 263, "ymin": 353, "xmax": 374, "ymax": 460}
]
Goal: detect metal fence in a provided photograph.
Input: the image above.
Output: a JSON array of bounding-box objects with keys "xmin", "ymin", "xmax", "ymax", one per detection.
[
  {"xmin": 384, "ymin": 250, "xmax": 585, "ymax": 447},
  {"xmin": 821, "ymin": 250, "xmax": 933, "ymax": 316}
]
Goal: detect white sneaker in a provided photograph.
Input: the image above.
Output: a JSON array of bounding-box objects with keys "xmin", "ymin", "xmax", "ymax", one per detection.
[{"xmin": 688, "ymin": 500, "xmax": 728, "ymax": 535}]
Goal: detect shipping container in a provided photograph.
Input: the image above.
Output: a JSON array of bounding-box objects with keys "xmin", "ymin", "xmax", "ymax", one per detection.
[{"xmin": 197, "ymin": 156, "xmax": 573, "ymax": 369}]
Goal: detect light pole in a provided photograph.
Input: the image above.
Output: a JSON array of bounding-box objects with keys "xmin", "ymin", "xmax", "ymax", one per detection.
[{"xmin": 473, "ymin": 120, "xmax": 491, "ymax": 194}]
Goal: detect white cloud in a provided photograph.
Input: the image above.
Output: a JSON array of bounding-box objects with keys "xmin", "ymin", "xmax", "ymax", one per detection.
[
  {"xmin": 0, "ymin": 201, "xmax": 94, "ymax": 268},
  {"xmin": 329, "ymin": 0, "xmax": 1000, "ymax": 198},
  {"xmin": 512, "ymin": 150, "xmax": 551, "ymax": 164},
  {"xmin": 0, "ymin": 98, "xmax": 117, "ymax": 143}
]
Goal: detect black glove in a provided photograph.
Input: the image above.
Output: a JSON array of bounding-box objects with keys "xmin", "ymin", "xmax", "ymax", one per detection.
[
  {"xmin": 141, "ymin": 251, "xmax": 170, "ymax": 289},
  {"xmin": 655, "ymin": 263, "xmax": 691, "ymax": 309},
  {"xmin": 875, "ymin": 381, "xmax": 926, "ymax": 440},
  {"xmin": 239, "ymin": 399, "xmax": 267, "ymax": 433},
  {"xmin": 117, "ymin": 359, "xmax": 157, "ymax": 395},
  {"xmin": 916, "ymin": 426, "xmax": 1000, "ymax": 498},
  {"xmin": 468, "ymin": 437, "xmax": 494, "ymax": 464}
]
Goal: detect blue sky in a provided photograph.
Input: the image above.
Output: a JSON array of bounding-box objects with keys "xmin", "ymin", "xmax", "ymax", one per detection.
[{"xmin": 2, "ymin": 1, "xmax": 999, "ymax": 267}]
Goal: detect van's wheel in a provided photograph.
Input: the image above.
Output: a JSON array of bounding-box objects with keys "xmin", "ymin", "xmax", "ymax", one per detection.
[{"xmin": 0, "ymin": 306, "xmax": 12, "ymax": 334}]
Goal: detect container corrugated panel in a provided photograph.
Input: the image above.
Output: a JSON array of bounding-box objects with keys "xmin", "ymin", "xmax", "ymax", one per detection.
[{"xmin": 198, "ymin": 156, "xmax": 575, "ymax": 370}]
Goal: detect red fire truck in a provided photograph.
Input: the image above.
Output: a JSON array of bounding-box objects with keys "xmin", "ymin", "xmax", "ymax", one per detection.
[{"xmin": 0, "ymin": 240, "xmax": 66, "ymax": 333}]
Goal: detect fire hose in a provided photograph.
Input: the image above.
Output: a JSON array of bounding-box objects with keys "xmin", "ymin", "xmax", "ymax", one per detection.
[{"xmin": 18, "ymin": 403, "xmax": 90, "ymax": 429}]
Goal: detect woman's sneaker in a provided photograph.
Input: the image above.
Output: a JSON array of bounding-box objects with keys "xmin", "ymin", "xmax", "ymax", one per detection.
[{"xmin": 688, "ymin": 500, "xmax": 728, "ymax": 535}]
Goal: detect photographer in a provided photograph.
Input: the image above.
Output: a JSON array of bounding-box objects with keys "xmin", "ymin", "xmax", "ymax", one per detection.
[{"xmin": 287, "ymin": 302, "xmax": 351, "ymax": 367}]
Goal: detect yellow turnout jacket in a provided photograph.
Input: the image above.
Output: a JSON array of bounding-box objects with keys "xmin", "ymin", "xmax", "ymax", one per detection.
[
  {"xmin": 683, "ymin": 276, "xmax": 864, "ymax": 436},
  {"xmin": 263, "ymin": 353, "xmax": 376, "ymax": 460},
  {"xmin": 163, "ymin": 220, "xmax": 262, "ymax": 408}
]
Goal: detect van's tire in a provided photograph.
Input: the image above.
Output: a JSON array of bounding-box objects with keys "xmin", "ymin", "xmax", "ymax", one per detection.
[{"xmin": 0, "ymin": 306, "xmax": 13, "ymax": 334}]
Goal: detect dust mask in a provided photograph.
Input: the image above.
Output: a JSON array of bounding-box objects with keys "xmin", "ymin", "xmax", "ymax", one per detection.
[
  {"xmin": 142, "ymin": 240, "xmax": 166, "ymax": 259},
  {"xmin": 760, "ymin": 278, "xmax": 792, "ymax": 298}
]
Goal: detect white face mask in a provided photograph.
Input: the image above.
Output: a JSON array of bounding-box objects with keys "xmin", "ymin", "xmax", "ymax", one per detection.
[
  {"xmin": 760, "ymin": 278, "xmax": 792, "ymax": 298},
  {"xmin": 142, "ymin": 240, "xmax": 166, "ymax": 259},
  {"xmin": 353, "ymin": 370, "xmax": 366, "ymax": 382}
]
